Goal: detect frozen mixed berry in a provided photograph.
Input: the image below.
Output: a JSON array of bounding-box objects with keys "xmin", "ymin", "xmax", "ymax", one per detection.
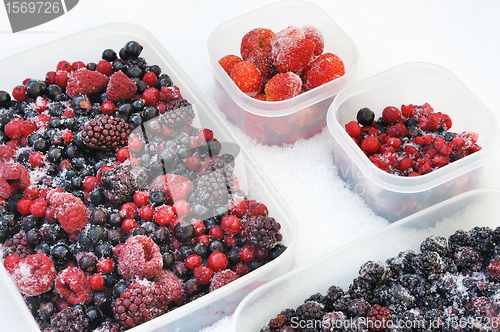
[{"xmin": 117, "ymin": 235, "xmax": 163, "ymax": 280}]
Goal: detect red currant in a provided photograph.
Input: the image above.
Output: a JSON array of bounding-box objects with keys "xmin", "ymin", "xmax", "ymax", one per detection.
[
  {"xmin": 185, "ymin": 155, "xmax": 201, "ymax": 171},
  {"xmin": 29, "ymin": 151, "xmax": 45, "ymax": 168},
  {"xmin": 29, "ymin": 198, "xmax": 47, "ymax": 218},
  {"xmin": 121, "ymin": 218, "xmax": 138, "ymax": 234},
  {"xmin": 56, "ymin": 60, "xmax": 71, "ymax": 72},
  {"xmin": 221, "ymin": 215, "xmax": 242, "ymax": 235},
  {"xmin": 101, "ymin": 100, "xmax": 116, "ymax": 115},
  {"xmin": 382, "ymin": 106, "xmax": 402, "ymax": 124},
  {"xmin": 173, "ymin": 200, "xmax": 190, "ymax": 217},
  {"xmin": 71, "ymin": 61, "xmax": 86, "ymax": 71},
  {"xmin": 345, "ymin": 121, "xmax": 361, "ymax": 137},
  {"xmin": 233, "ymin": 262, "xmax": 249, "ymax": 277},
  {"xmin": 89, "ymin": 274, "xmax": 105, "ymax": 291},
  {"xmin": 96, "ymin": 60, "xmax": 113, "ymax": 76},
  {"xmin": 133, "ymin": 191, "xmax": 149, "ymax": 207},
  {"xmin": 82, "ymin": 176, "xmax": 99, "ymax": 192},
  {"xmin": 194, "ymin": 265, "xmax": 214, "ymax": 285},
  {"xmin": 239, "ymin": 245, "xmax": 256, "ymax": 263},
  {"xmin": 120, "ymin": 202, "xmax": 138, "ymax": 219},
  {"xmin": 96, "ymin": 258, "xmax": 115, "ymax": 274},
  {"xmin": 209, "ymin": 225, "xmax": 224, "ymax": 240},
  {"xmin": 142, "ymin": 87, "xmax": 160, "ymax": 106},
  {"xmin": 127, "ymin": 136, "xmax": 143, "ymax": 152},
  {"xmin": 154, "ymin": 205, "xmax": 176, "ymax": 226},
  {"xmin": 229, "ymin": 197, "xmax": 247, "ymax": 217},
  {"xmin": 361, "ymin": 136, "xmax": 380, "ymax": 154},
  {"xmin": 185, "ymin": 254, "xmax": 202, "ymax": 270},
  {"xmin": 17, "ymin": 197, "xmax": 32, "ymax": 215},
  {"xmin": 207, "ymin": 251, "xmax": 228, "ymax": 272},
  {"xmin": 143, "ymin": 71, "xmax": 157, "ymax": 87},
  {"xmin": 139, "ymin": 204, "xmax": 154, "ymax": 222},
  {"xmin": 116, "ymin": 147, "xmax": 130, "ymax": 162},
  {"xmin": 191, "ymin": 219, "xmax": 206, "ymax": 236}
]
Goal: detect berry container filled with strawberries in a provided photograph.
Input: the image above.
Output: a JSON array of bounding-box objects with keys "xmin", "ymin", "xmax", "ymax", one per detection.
[
  {"xmin": 233, "ymin": 188, "xmax": 500, "ymax": 332},
  {"xmin": 0, "ymin": 24, "xmax": 298, "ymax": 332},
  {"xmin": 205, "ymin": 0, "xmax": 361, "ymax": 146},
  {"xmin": 327, "ymin": 62, "xmax": 499, "ymax": 222}
]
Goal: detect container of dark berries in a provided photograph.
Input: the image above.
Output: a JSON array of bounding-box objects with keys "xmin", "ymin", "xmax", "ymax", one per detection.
[
  {"xmin": 233, "ymin": 188, "xmax": 500, "ymax": 332},
  {"xmin": 205, "ymin": 0, "xmax": 361, "ymax": 146},
  {"xmin": 0, "ymin": 23, "xmax": 298, "ymax": 332},
  {"xmin": 326, "ymin": 62, "xmax": 499, "ymax": 222}
]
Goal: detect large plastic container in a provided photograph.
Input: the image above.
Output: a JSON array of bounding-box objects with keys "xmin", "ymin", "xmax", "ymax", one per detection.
[
  {"xmin": 205, "ymin": 0, "xmax": 361, "ymax": 146},
  {"xmin": 232, "ymin": 188, "xmax": 500, "ymax": 332},
  {"xmin": 327, "ymin": 62, "xmax": 499, "ymax": 222},
  {"xmin": 0, "ymin": 23, "xmax": 298, "ymax": 332}
]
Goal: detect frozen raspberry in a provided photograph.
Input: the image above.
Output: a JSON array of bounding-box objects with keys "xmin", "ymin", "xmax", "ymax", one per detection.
[
  {"xmin": 106, "ymin": 71, "xmax": 137, "ymax": 103},
  {"xmin": 150, "ymin": 174, "xmax": 194, "ymax": 202},
  {"xmin": 55, "ymin": 267, "xmax": 92, "ymax": 305},
  {"xmin": 0, "ymin": 162, "xmax": 31, "ymax": 199},
  {"xmin": 154, "ymin": 269, "xmax": 185, "ymax": 305},
  {"xmin": 48, "ymin": 190, "xmax": 89, "ymax": 235},
  {"xmin": 209, "ymin": 269, "xmax": 239, "ymax": 292},
  {"xmin": 9, "ymin": 253, "xmax": 56, "ymax": 296},
  {"xmin": 113, "ymin": 280, "xmax": 168, "ymax": 328},
  {"xmin": 117, "ymin": 235, "xmax": 163, "ymax": 280},
  {"xmin": 65, "ymin": 68, "xmax": 109, "ymax": 98},
  {"xmin": 0, "ymin": 145, "xmax": 15, "ymax": 162}
]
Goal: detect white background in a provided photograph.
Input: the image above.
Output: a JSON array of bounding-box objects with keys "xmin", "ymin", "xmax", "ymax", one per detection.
[{"xmin": 1, "ymin": 1, "xmax": 500, "ymax": 331}]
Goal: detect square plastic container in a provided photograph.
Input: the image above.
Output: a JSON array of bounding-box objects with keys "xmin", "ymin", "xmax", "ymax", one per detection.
[
  {"xmin": 0, "ymin": 24, "xmax": 298, "ymax": 332},
  {"xmin": 327, "ymin": 62, "xmax": 499, "ymax": 222},
  {"xmin": 205, "ymin": 0, "xmax": 361, "ymax": 146},
  {"xmin": 232, "ymin": 188, "xmax": 500, "ymax": 332}
]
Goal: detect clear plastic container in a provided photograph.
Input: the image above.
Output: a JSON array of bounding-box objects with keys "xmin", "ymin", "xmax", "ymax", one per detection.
[
  {"xmin": 327, "ymin": 62, "xmax": 499, "ymax": 222},
  {"xmin": 205, "ymin": 0, "xmax": 361, "ymax": 146},
  {"xmin": 232, "ymin": 188, "xmax": 500, "ymax": 332},
  {"xmin": 0, "ymin": 23, "xmax": 299, "ymax": 332}
]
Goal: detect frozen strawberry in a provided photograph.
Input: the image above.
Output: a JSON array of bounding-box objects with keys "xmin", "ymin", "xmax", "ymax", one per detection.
[
  {"xmin": 303, "ymin": 53, "xmax": 345, "ymax": 91},
  {"xmin": 271, "ymin": 37, "xmax": 316, "ymax": 74},
  {"xmin": 218, "ymin": 54, "xmax": 243, "ymax": 75},
  {"xmin": 10, "ymin": 253, "xmax": 56, "ymax": 296},
  {"xmin": 246, "ymin": 48, "xmax": 276, "ymax": 82},
  {"xmin": 65, "ymin": 68, "xmax": 109, "ymax": 98},
  {"xmin": 106, "ymin": 71, "xmax": 137, "ymax": 103},
  {"xmin": 303, "ymin": 25, "xmax": 324, "ymax": 55},
  {"xmin": 55, "ymin": 267, "xmax": 92, "ymax": 305},
  {"xmin": 0, "ymin": 163, "xmax": 31, "ymax": 199},
  {"xmin": 47, "ymin": 190, "xmax": 89, "ymax": 235},
  {"xmin": 150, "ymin": 174, "xmax": 194, "ymax": 202},
  {"xmin": 274, "ymin": 26, "xmax": 305, "ymax": 40},
  {"xmin": 264, "ymin": 72, "xmax": 302, "ymax": 101},
  {"xmin": 117, "ymin": 235, "xmax": 163, "ymax": 280},
  {"xmin": 154, "ymin": 269, "xmax": 184, "ymax": 305},
  {"xmin": 230, "ymin": 61, "xmax": 262, "ymax": 97},
  {"xmin": 240, "ymin": 28, "xmax": 275, "ymax": 61}
]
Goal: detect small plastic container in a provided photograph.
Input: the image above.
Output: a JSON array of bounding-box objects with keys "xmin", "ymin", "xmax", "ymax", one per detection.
[
  {"xmin": 232, "ymin": 188, "xmax": 500, "ymax": 332},
  {"xmin": 205, "ymin": 0, "xmax": 361, "ymax": 146},
  {"xmin": 0, "ymin": 24, "xmax": 298, "ymax": 332},
  {"xmin": 327, "ymin": 62, "xmax": 499, "ymax": 222}
]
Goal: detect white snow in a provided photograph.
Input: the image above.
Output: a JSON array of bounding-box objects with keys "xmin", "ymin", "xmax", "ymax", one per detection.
[{"xmin": 1, "ymin": 1, "xmax": 500, "ymax": 332}]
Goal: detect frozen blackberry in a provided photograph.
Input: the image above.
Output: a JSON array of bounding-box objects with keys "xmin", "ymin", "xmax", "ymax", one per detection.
[
  {"xmin": 448, "ymin": 229, "xmax": 470, "ymax": 252},
  {"xmin": 420, "ymin": 236, "xmax": 448, "ymax": 257},
  {"xmin": 348, "ymin": 276, "xmax": 373, "ymax": 299},
  {"xmin": 453, "ymin": 246, "xmax": 483, "ymax": 272},
  {"xmin": 112, "ymin": 280, "xmax": 168, "ymax": 328},
  {"xmin": 359, "ymin": 260, "xmax": 390, "ymax": 283},
  {"xmin": 196, "ymin": 158, "xmax": 235, "ymax": 208},
  {"xmin": 81, "ymin": 115, "xmax": 132, "ymax": 151},
  {"xmin": 386, "ymin": 250, "xmax": 417, "ymax": 276},
  {"xmin": 322, "ymin": 285, "xmax": 345, "ymax": 312},
  {"xmin": 163, "ymin": 99, "xmax": 196, "ymax": 128},
  {"xmin": 372, "ymin": 283, "xmax": 415, "ymax": 314},
  {"xmin": 2, "ymin": 231, "xmax": 33, "ymax": 258},
  {"xmin": 413, "ymin": 251, "xmax": 444, "ymax": 278},
  {"xmin": 468, "ymin": 226, "xmax": 495, "ymax": 255},
  {"xmin": 268, "ymin": 308, "xmax": 296, "ymax": 330},
  {"xmin": 50, "ymin": 307, "xmax": 90, "ymax": 332},
  {"xmin": 345, "ymin": 298, "xmax": 371, "ymax": 318},
  {"xmin": 295, "ymin": 301, "xmax": 324, "ymax": 330},
  {"xmin": 99, "ymin": 162, "xmax": 147, "ymax": 205},
  {"xmin": 241, "ymin": 215, "xmax": 282, "ymax": 250}
]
